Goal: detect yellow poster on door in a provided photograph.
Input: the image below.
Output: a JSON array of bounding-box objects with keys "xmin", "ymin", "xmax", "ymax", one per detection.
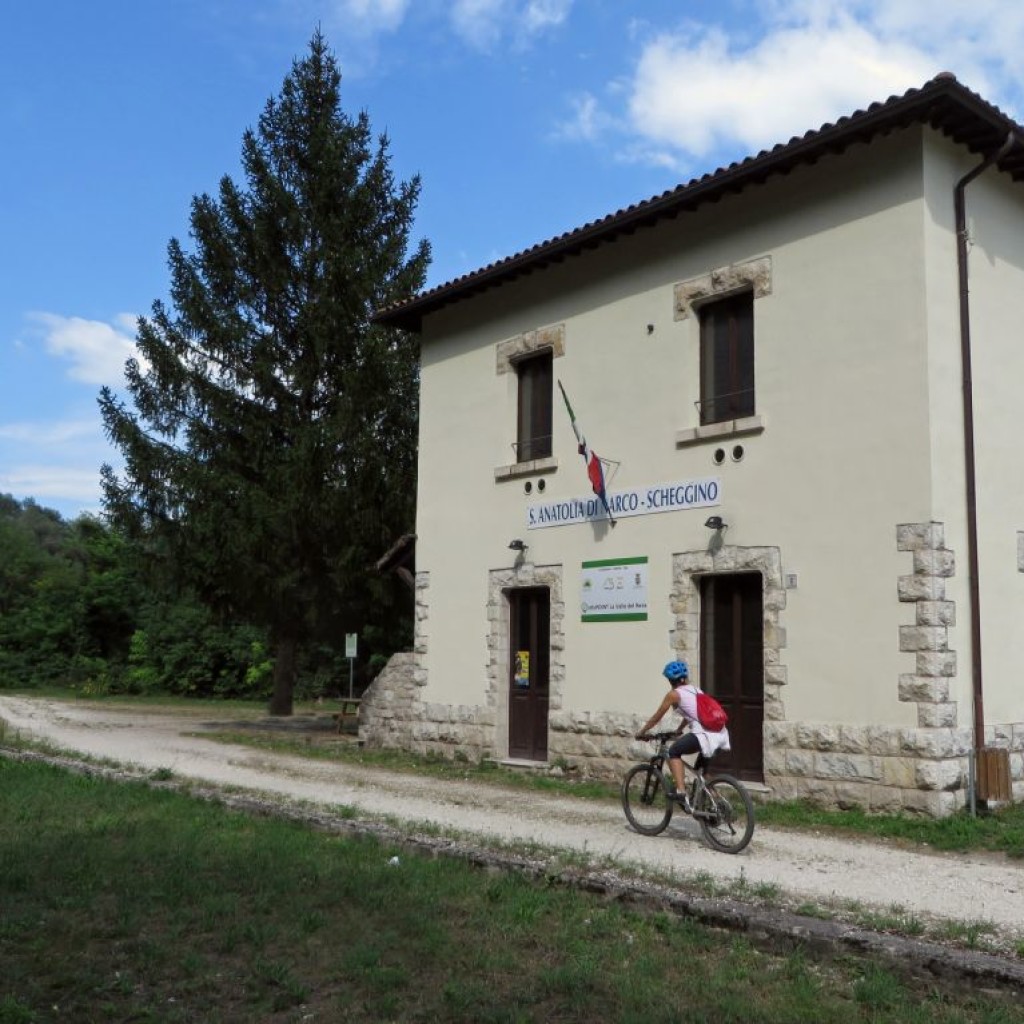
[{"xmin": 514, "ymin": 651, "xmax": 530, "ymax": 688}]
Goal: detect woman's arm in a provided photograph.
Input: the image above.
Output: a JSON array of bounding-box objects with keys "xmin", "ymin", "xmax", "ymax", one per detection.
[{"xmin": 635, "ymin": 691, "xmax": 679, "ymax": 738}]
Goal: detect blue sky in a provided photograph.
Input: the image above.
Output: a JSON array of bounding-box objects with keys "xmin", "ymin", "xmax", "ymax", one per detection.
[{"xmin": 4, "ymin": 0, "xmax": 1024, "ymax": 520}]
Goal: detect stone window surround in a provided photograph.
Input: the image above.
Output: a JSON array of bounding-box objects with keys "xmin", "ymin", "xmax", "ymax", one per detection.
[
  {"xmin": 676, "ymin": 414, "xmax": 765, "ymax": 448},
  {"xmin": 495, "ymin": 323, "xmax": 566, "ymax": 479},
  {"xmin": 494, "ymin": 456, "xmax": 558, "ymax": 483},
  {"xmin": 495, "ymin": 323, "xmax": 566, "ymax": 374},
  {"xmin": 673, "ymin": 257, "xmax": 773, "ymax": 321},
  {"xmin": 673, "ymin": 256, "xmax": 772, "ymax": 448}
]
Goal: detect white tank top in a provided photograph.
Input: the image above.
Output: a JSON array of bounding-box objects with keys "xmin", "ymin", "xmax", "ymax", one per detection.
[{"xmin": 672, "ymin": 683, "xmax": 731, "ymax": 756}]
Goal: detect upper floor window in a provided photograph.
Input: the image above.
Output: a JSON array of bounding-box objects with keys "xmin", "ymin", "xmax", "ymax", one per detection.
[
  {"xmin": 516, "ymin": 350, "xmax": 553, "ymax": 462},
  {"xmin": 699, "ymin": 291, "xmax": 754, "ymax": 425}
]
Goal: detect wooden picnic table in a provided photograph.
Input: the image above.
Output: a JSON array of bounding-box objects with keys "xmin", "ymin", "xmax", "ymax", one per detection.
[{"xmin": 331, "ymin": 697, "xmax": 361, "ymax": 732}]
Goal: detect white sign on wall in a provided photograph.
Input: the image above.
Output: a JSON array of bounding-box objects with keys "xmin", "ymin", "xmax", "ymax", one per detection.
[
  {"xmin": 581, "ymin": 557, "xmax": 648, "ymax": 622},
  {"xmin": 528, "ymin": 477, "xmax": 720, "ymax": 530}
]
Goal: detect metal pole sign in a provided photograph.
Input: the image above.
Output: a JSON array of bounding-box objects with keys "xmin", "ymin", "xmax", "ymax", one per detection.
[{"xmin": 345, "ymin": 633, "xmax": 358, "ymax": 698}]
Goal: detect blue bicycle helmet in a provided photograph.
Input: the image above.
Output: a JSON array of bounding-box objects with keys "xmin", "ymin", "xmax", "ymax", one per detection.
[{"xmin": 662, "ymin": 660, "xmax": 689, "ymax": 682}]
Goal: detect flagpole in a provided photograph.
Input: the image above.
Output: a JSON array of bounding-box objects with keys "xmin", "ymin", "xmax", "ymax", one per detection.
[
  {"xmin": 557, "ymin": 380, "xmax": 582, "ymax": 446},
  {"xmin": 557, "ymin": 379, "xmax": 616, "ymax": 527}
]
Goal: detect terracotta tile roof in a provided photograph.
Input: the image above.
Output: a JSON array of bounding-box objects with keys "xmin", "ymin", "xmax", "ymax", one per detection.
[{"xmin": 375, "ymin": 74, "xmax": 1024, "ymax": 333}]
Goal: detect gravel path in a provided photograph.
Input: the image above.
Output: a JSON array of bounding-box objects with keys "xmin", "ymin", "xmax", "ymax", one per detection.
[{"xmin": 3, "ymin": 695, "xmax": 1023, "ymax": 944}]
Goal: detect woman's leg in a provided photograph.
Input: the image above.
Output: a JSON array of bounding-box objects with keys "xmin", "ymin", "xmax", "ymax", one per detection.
[{"xmin": 667, "ymin": 734, "xmax": 702, "ymax": 794}]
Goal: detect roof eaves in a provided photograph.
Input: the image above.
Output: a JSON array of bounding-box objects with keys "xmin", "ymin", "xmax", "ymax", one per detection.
[{"xmin": 375, "ymin": 74, "xmax": 1024, "ymax": 333}]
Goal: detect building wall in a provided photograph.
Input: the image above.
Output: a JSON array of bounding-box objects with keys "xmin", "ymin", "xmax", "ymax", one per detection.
[
  {"xmin": 920, "ymin": 136, "xmax": 1024, "ymax": 793},
  {"xmin": 362, "ymin": 126, "xmax": 1024, "ymax": 812}
]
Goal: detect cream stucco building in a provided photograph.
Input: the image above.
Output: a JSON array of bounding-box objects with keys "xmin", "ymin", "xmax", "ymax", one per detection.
[{"xmin": 367, "ymin": 75, "xmax": 1024, "ymax": 816}]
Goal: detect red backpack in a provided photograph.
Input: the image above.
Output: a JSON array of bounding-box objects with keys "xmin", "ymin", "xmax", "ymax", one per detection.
[{"xmin": 695, "ymin": 688, "xmax": 728, "ymax": 731}]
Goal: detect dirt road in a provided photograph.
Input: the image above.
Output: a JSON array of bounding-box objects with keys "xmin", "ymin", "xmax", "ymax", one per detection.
[{"xmin": 2, "ymin": 695, "xmax": 1023, "ymax": 947}]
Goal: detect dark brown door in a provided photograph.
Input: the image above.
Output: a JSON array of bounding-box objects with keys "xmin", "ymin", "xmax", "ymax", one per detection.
[
  {"xmin": 508, "ymin": 587, "xmax": 550, "ymax": 761},
  {"xmin": 699, "ymin": 572, "xmax": 763, "ymax": 780}
]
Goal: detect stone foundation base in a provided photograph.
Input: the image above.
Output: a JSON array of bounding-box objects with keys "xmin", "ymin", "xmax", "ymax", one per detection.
[
  {"xmin": 357, "ymin": 652, "xmax": 418, "ymax": 751},
  {"xmin": 360, "ymin": 654, "xmax": 644, "ymax": 772},
  {"xmin": 359, "ymin": 653, "xmax": 498, "ymax": 762},
  {"xmin": 360, "ymin": 656, "xmax": 1023, "ymax": 816}
]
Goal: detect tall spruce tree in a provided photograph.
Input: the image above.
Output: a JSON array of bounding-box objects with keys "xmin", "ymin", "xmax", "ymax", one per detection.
[{"xmin": 99, "ymin": 32, "xmax": 429, "ymax": 714}]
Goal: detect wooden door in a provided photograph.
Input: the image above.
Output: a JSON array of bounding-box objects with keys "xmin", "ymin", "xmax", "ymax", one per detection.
[
  {"xmin": 508, "ymin": 588, "xmax": 550, "ymax": 761},
  {"xmin": 699, "ymin": 572, "xmax": 763, "ymax": 780}
]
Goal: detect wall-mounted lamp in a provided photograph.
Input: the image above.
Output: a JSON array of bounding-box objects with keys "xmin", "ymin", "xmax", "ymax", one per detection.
[
  {"xmin": 704, "ymin": 515, "xmax": 727, "ymax": 531},
  {"xmin": 508, "ymin": 539, "xmax": 527, "ymax": 552}
]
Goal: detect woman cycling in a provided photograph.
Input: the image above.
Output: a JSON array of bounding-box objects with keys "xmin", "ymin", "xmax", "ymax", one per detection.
[{"xmin": 635, "ymin": 660, "xmax": 731, "ymax": 810}]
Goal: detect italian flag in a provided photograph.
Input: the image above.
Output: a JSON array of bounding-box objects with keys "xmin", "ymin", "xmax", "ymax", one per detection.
[{"xmin": 558, "ymin": 380, "xmax": 615, "ymax": 526}]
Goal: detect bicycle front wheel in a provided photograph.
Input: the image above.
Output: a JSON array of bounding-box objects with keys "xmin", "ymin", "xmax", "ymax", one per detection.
[
  {"xmin": 621, "ymin": 763, "xmax": 673, "ymax": 836},
  {"xmin": 696, "ymin": 775, "xmax": 755, "ymax": 853}
]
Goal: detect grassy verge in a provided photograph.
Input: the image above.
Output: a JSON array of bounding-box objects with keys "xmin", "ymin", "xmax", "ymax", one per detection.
[
  {"xmin": 3, "ymin": 690, "xmax": 1023, "ymax": 858},
  {"xmin": 199, "ymin": 727, "xmax": 618, "ymax": 800},
  {"xmin": 2, "ymin": 758, "xmax": 1022, "ymax": 1024},
  {"xmin": 195, "ymin": 727, "xmax": 1024, "ymax": 860},
  {"xmin": 755, "ymin": 799, "xmax": 1024, "ymax": 859}
]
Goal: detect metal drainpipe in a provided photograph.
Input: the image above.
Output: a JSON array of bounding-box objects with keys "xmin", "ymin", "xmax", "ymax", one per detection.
[{"xmin": 953, "ymin": 132, "xmax": 1017, "ymax": 814}]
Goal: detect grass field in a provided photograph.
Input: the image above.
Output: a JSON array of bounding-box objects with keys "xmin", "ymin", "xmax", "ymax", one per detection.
[{"xmin": 2, "ymin": 757, "xmax": 1024, "ymax": 1024}]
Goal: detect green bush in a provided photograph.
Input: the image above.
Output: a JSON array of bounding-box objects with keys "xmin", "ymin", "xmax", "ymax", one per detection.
[{"xmin": 0, "ymin": 493, "xmax": 405, "ymax": 704}]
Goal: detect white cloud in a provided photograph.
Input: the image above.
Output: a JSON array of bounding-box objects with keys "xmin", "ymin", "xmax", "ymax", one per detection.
[
  {"xmin": 554, "ymin": 92, "xmax": 612, "ymax": 142},
  {"xmin": 0, "ymin": 417, "xmax": 115, "ymax": 518},
  {"xmin": 334, "ymin": 0, "xmax": 410, "ymax": 34},
  {"xmin": 573, "ymin": 1, "xmax": 1024, "ymax": 171},
  {"xmin": 451, "ymin": 0, "xmax": 507, "ymax": 49},
  {"xmin": 2, "ymin": 313, "xmax": 135, "ymax": 516},
  {"xmin": 0, "ymin": 419, "xmax": 100, "ymax": 446},
  {"xmin": 628, "ymin": 20, "xmax": 932, "ymax": 162},
  {"xmin": 451, "ymin": 0, "xmax": 571, "ymax": 51},
  {"xmin": 0, "ymin": 464, "xmax": 103, "ymax": 506},
  {"xmin": 28, "ymin": 312, "xmax": 139, "ymax": 387},
  {"xmin": 522, "ymin": 0, "xmax": 571, "ymax": 35}
]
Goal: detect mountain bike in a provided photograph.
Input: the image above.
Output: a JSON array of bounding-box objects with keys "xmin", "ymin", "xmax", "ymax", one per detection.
[{"xmin": 621, "ymin": 733, "xmax": 755, "ymax": 853}]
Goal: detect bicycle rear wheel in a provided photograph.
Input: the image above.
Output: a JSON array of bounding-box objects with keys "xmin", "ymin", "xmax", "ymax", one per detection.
[
  {"xmin": 696, "ymin": 775, "xmax": 755, "ymax": 853},
  {"xmin": 621, "ymin": 763, "xmax": 673, "ymax": 836}
]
